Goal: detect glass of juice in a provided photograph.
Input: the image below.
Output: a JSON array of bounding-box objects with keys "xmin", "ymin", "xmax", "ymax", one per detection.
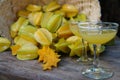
[{"xmin": 78, "ymin": 22, "xmax": 119, "ymax": 80}]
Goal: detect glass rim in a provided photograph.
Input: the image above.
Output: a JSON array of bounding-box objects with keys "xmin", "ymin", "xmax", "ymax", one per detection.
[{"xmin": 78, "ymin": 21, "xmax": 119, "ymax": 29}]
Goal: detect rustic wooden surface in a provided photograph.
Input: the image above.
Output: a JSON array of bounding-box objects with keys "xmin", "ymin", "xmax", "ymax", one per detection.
[{"xmin": 0, "ymin": 38, "xmax": 120, "ymax": 80}]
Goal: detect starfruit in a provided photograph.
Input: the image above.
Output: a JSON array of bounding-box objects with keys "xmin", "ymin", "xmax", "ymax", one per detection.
[
  {"xmin": 10, "ymin": 44, "xmax": 21, "ymax": 55},
  {"xmin": 89, "ymin": 44, "xmax": 105, "ymax": 56},
  {"xmin": 41, "ymin": 12, "xmax": 54, "ymax": 28},
  {"xmin": 55, "ymin": 38, "xmax": 70, "ymax": 53},
  {"xmin": 14, "ymin": 36, "xmax": 37, "ymax": 46},
  {"xmin": 28, "ymin": 12, "xmax": 43, "ymax": 26},
  {"xmin": 17, "ymin": 10, "xmax": 30, "ymax": 18},
  {"xmin": 55, "ymin": 10, "xmax": 65, "ymax": 17},
  {"xmin": 46, "ymin": 14, "xmax": 62, "ymax": 33},
  {"xmin": 34, "ymin": 28, "xmax": 52, "ymax": 46},
  {"xmin": 68, "ymin": 40, "xmax": 83, "ymax": 57},
  {"xmin": 74, "ymin": 13, "xmax": 87, "ymax": 22},
  {"xmin": 38, "ymin": 46, "xmax": 61, "ymax": 70},
  {"xmin": 66, "ymin": 36, "xmax": 82, "ymax": 44},
  {"xmin": 66, "ymin": 36, "xmax": 84, "ymax": 56},
  {"xmin": 61, "ymin": 4, "xmax": 78, "ymax": 18},
  {"xmin": 57, "ymin": 22, "xmax": 73, "ymax": 38},
  {"xmin": 43, "ymin": 1, "xmax": 61, "ymax": 12},
  {"xmin": 0, "ymin": 37, "xmax": 11, "ymax": 52},
  {"xmin": 18, "ymin": 25, "xmax": 38, "ymax": 45},
  {"xmin": 16, "ymin": 43, "xmax": 38, "ymax": 60},
  {"xmin": 26, "ymin": 4, "xmax": 42, "ymax": 12},
  {"xmin": 10, "ymin": 17, "xmax": 27, "ymax": 38}
]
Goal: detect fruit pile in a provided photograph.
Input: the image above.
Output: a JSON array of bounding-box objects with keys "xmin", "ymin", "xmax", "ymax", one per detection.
[{"xmin": 9, "ymin": 1, "xmax": 104, "ymax": 70}]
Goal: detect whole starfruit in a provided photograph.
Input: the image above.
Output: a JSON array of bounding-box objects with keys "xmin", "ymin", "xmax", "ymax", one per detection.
[
  {"xmin": 0, "ymin": 37, "xmax": 11, "ymax": 52},
  {"xmin": 26, "ymin": 4, "xmax": 42, "ymax": 12},
  {"xmin": 43, "ymin": 1, "xmax": 61, "ymax": 12},
  {"xmin": 18, "ymin": 25, "xmax": 38, "ymax": 45},
  {"xmin": 41, "ymin": 12, "xmax": 62, "ymax": 33},
  {"xmin": 10, "ymin": 17, "xmax": 27, "ymax": 38},
  {"xmin": 41, "ymin": 12, "xmax": 54, "ymax": 28},
  {"xmin": 61, "ymin": 4, "xmax": 78, "ymax": 18},
  {"xmin": 55, "ymin": 38, "xmax": 70, "ymax": 53},
  {"xmin": 16, "ymin": 43, "xmax": 39, "ymax": 60},
  {"xmin": 46, "ymin": 14, "xmax": 62, "ymax": 33},
  {"xmin": 34, "ymin": 28, "xmax": 52, "ymax": 46},
  {"xmin": 28, "ymin": 12, "xmax": 43, "ymax": 26}
]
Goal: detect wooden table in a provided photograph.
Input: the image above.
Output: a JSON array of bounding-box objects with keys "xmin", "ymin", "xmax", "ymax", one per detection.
[{"xmin": 0, "ymin": 38, "xmax": 120, "ymax": 80}]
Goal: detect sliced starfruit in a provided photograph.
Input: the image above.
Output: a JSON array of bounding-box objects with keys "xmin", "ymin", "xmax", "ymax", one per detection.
[
  {"xmin": 41, "ymin": 12, "xmax": 54, "ymax": 28},
  {"xmin": 34, "ymin": 28, "xmax": 52, "ymax": 46},
  {"xmin": 16, "ymin": 43, "xmax": 38, "ymax": 60},
  {"xmin": 61, "ymin": 4, "xmax": 78, "ymax": 18},
  {"xmin": 89, "ymin": 44, "xmax": 105, "ymax": 56},
  {"xmin": 55, "ymin": 38, "xmax": 70, "ymax": 53},
  {"xmin": 10, "ymin": 17, "xmax": 27, "ymax": 38},
  {"xmin": 26, "ymin": 4, "xmax": 42, "ymax": 12},
  {"xmin": 43, "ymin": 1, "xmax": 61, "ymax": 12},
  {"xmin": 57, "ymin": 22, "xmax": 73, "ymax": 38},
  {"xmin": 0, "ymin": 37, "xmax": 11, "ymax": 52},
  {"xmin": 17, "ymin": 10, "xmax": 30, "ymax": 18},
  {"xmin": 46, "ymin": 14, "xmax": 62, "ymax": 33},
  {"xmin": 38, "ymin": 46, "xmax": 61, "ymax": 70},
  {"xmin": 18, "ymin": 25, "xmax": 38, "ymax": 45},
  {"xmin": 28, "ymin": 12, "xmax": 43, "ymax": 26}
]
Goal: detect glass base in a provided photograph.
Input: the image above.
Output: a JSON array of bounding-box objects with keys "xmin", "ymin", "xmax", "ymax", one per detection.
[{"xmin": 82, "ymin": 67, "xmax": 113, "ymax": 80}]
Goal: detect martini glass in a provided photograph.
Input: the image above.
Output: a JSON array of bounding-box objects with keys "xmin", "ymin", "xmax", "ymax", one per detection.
[{"xmin": 78, "ymin": 22, "xmax": 118, "ymax": 80}]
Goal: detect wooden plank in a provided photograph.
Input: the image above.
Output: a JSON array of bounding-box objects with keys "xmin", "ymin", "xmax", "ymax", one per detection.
[{"xmin": 0, "ymin": 39, "xmax": 120, "ymax": 80}]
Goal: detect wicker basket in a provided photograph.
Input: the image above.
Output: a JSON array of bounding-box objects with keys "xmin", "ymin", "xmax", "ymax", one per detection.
[{"xmin": 0, "ymin": 0, "xmax": 101, "ymax": 39}]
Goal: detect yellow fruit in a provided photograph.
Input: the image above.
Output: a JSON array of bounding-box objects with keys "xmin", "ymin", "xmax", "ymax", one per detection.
[
  {"xmin": 34, "ymin": 28, "xmax": 52, "ymax": 45},
  {"xmin": 61, "ymin": 4, "xmax": 78, "ymax": 18},
  {"xmin": 10, "ymin": 17, "xmax": 27, "ymax": 38},
  {"xmin": 57, "ymin": 22, "xmax": 73, "ymax": 38},
  {"xmin": 14, "ymin": 36, "xmax": 37, "ymax": 46},
  {"xmin": 10, "ymin": 45, "xmax": 21, "ymax": 55},
  {"xmin": 28, "ymin": 12, "xmax": 43, "ymax": 26},
  {"xmin": 18, "ymin": 25, "xmax": 38, "ymax": 45},
  {"xmin": 46, "ymin": 14, "xmax": 62, "ymax": 33},
  {"xmin": 17, "ymin": 10, "xmax": 30, "ymax": 18},
  {"xmin": 89, "ymin": 44, "xmax": 105, "ymax": 56},
  {"xmin": 43, "ymin": 1, "xmax": 61, "ymax": 12},
  {"xmin": 55, "ymin": 10, "xmax": 65, "ymax": 16},
  {"xmin": 0, "ymin": 37, "xmax": 11, "ymax": 52},
  {"xmin": 66, "ymin": 36, "xmax": 82, "ymax": 44},
  {"xmin": 55, "ymin": 38, "xmax": 70, "ymax": 53},
  {"xmin": 26, "ymin": 4, "xmax": 41, "ymax": 12},
  {"xmin": 41, "ymin": 12, "xmax": 54, "ymax": 28},
  {"xmin": 74, "ymin": 13, "xmax": 87, "ymax": 22},
  {"xmin": 16, "ymin": 43, "xmax": 38, "ymax": 60},
  {"xmin": 68, "ymin": 40, "xmax": 84, "ymax": 57}
]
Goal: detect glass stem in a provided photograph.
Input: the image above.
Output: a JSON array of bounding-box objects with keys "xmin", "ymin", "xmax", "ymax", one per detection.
[
  {"xmin": 81, "ymin": 39, "xmax": 88, "ymax": 60},
  {"xmin": 93, "ymin": 44, "xmax": 99, "ymax": 68}
]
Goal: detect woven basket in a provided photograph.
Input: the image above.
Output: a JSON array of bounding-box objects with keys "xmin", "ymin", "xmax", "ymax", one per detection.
[{"xmin": 0, "ymin": 0, "xmax": 101, "ymax": 39}]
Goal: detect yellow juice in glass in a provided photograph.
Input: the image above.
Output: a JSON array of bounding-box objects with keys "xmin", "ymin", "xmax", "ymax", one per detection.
[{"xmin": 80, "ymin": 29, "xmax": 117, "ymax": 44}]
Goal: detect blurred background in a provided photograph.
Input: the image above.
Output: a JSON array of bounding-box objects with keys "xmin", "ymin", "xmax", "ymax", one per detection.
[{"xmin": 99, "ymin": 0, "xmax": 120, "ymax": 37}]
